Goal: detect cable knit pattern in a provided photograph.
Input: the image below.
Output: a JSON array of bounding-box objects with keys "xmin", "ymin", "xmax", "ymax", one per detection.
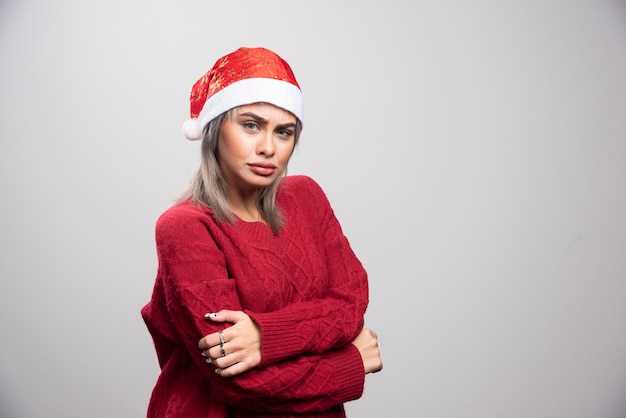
[{"xmin": 141, "ymin": 175, "xmax": 369, "ymax": 417}]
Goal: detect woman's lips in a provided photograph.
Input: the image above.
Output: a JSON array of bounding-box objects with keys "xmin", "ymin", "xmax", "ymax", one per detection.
[{"xmin": 248, "ymin": 162, "xmax": 277, "ymax": 176}]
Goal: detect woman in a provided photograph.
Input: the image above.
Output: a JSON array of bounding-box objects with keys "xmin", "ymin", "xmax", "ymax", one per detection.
[{"xmin": 141, "ymin": 46, "xmax": 382, "ymax": 417}]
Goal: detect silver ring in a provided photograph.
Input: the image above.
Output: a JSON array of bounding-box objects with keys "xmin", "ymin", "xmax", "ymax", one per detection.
[
  {"xmin": 200, "ymin": 349, "xmax": 207, "ymax": 357},
  {"xmin": 220, "ymin": 342, "xmax": 226, "ymax": 357},
  {"xmin": 218, "ymin": 330, "xmax": 225, "ymax": 344}
]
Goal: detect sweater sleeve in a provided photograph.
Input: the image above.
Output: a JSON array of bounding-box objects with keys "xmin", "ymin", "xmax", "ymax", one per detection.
[
  {"xmin": 155, "ymin": 203, "xmax": 365, "ymax": 413},
  {"xmin": 213, "ymin": 345, "xmax": 365, "ymax": 414},
  {"xmin": 249, "ymin": 176, "xmax": 370, "ymax": 366}
]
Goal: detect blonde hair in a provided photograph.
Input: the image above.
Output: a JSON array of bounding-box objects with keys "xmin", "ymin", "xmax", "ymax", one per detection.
[{"xmin": 177, "ymin": 107, "xmax": 302, "ymax": 234}]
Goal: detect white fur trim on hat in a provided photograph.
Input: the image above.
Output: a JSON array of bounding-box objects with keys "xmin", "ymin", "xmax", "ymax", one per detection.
[{"xmin": 183, "ymin": 77, "xmax": 303, "ymax": 141}]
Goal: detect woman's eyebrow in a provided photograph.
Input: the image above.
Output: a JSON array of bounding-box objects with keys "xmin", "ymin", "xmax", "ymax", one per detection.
[
  {"xmin": 239, "ymin": 112, "xmax": 266, "ymax": 123},
  {"xmin": 239, "ymin": 112, "xmax": 296, "ymax": 129}
]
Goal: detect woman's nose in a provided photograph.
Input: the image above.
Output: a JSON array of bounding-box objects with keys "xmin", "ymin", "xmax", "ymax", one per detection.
[{"xmin": 257, "ymin": 132, "xmax": 275, "ymax": 156}]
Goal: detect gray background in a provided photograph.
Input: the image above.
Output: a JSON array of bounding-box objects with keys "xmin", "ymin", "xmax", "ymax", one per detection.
[{"xmin": 1, "ymin": 1, "xmax": 625, "ymax": 417}]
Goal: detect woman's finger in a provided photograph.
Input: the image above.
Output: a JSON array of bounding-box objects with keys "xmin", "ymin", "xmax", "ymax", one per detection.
[{"xmin": 198, "ymin": 328, "xmax": 228, "ymax": 350}]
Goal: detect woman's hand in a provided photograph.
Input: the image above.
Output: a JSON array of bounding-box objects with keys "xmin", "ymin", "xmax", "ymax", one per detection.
[
  {"xmin": 351, "ymin": 328, "xmax": 383, "ymax": 374},
  {"xmin": 198, "ymin": 310, "xmax": 261, "ymax": 377}
]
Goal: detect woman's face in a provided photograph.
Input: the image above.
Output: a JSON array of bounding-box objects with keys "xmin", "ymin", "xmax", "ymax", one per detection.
[{"xmin": 217, "ymin": 102, "xmax": 297, "ymax": 195}]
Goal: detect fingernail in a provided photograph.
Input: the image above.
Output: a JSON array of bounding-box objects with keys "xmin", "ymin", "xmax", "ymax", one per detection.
[{"xmin": 204, "ymin": 313, "xmax": 218, "ymax": 318}]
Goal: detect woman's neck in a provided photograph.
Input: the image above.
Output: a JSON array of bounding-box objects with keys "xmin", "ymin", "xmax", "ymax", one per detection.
[{"xmin": 227, "ymin": 191, "xmax": 262, "ymax": 222}]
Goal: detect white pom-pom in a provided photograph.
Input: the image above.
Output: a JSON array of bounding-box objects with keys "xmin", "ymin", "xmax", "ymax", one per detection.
[{"xmin": 182, "ymin": 118, "xmax": 203, "ymax": 141}]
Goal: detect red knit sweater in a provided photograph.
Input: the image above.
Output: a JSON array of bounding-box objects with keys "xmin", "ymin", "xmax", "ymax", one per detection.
[{"xmin": 141, "ymin": 175, "xmax": 369, "ymax": 417}]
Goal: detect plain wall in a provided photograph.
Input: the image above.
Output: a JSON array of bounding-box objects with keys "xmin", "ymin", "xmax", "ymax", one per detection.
[{"xmin": 1, "ymin": 1, "xmax": 625, "ymax": 417}]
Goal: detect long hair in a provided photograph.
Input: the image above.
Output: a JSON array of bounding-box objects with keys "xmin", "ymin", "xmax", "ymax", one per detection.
[{"xmin": 177, "ymin": 106, "xmax": 302, "ymax": 234}]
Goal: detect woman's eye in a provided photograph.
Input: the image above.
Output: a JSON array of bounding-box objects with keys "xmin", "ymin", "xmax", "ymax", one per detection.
[
  {"xmin": 278, "ymin": 129, "xmax": 294, "ymax": 137},
  {"xmin": 243, "ymin": 122, "xmax": 258, "ymax": 130}
]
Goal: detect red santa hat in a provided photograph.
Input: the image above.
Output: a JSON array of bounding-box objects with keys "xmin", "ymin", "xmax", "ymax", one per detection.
[{"xmin": 182, "ymin": 47, "xmax": 304, "ymax": 141}]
